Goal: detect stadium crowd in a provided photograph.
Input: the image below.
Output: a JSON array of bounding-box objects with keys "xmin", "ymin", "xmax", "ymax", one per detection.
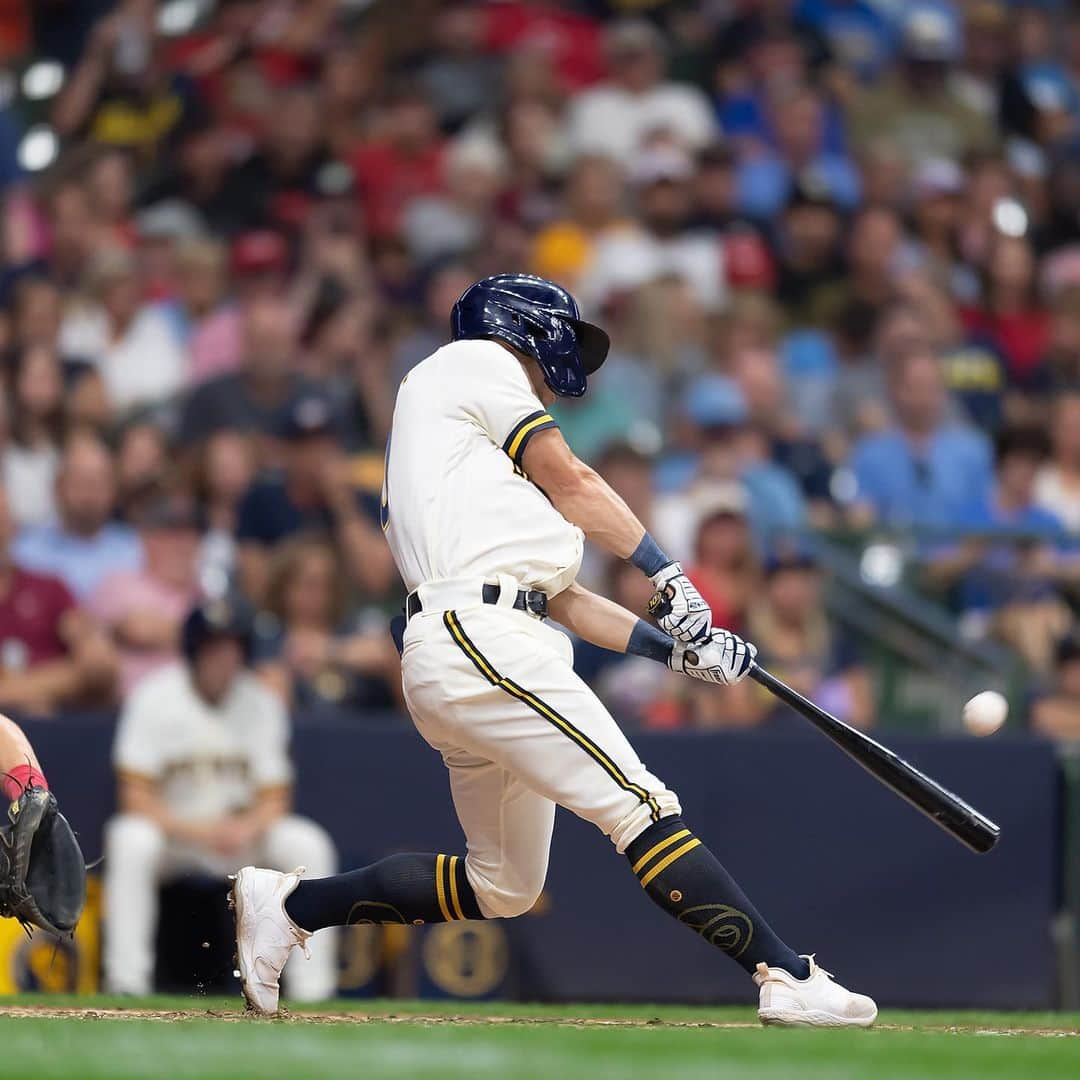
[{"xmin": 0, "ymin": 0, "xmax": 1077, "ymax": 735}]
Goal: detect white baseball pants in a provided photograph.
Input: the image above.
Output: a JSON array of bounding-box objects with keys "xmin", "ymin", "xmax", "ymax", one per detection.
[{"xmin": 401, "ymin": 597, "xmax": 680, "ymax": 919}]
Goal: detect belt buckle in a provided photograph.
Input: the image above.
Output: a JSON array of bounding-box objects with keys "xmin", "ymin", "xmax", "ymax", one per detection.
[{"xmin": 525, "ymin": 591, "xmax": 548, "ymax": 619}]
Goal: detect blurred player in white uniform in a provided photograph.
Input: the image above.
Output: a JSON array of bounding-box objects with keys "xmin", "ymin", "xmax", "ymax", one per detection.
[
  {"xmin": 232, "ymin": 275, "xmax": 876, "ymax": 1027},
  {"xmin": 104, "ymin": 599, "xmax": 336, "ymax": 999}
]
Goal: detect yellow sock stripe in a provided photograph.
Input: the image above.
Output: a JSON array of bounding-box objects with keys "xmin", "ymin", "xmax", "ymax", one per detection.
[
  {"xmin": 434, "ymin": 853, "xmax": 453, "ymax": 921},
  {"xmin": 631, "ymin": 828, "xmax": 692, "ymax": 876},
  {"xmin": 506, "ymin": 413, "xmax": 555, "ymax": 463},
  {"xmin": 445, "ymin": 611, "xmax": 661, "ymax": 819},
  {"xmin": 639, "ymin": 837, "xmax": 702, "ymax": 889},
  {"xmin": 448, "ymin": 855, "xmax": 466, "ymax": 921}
]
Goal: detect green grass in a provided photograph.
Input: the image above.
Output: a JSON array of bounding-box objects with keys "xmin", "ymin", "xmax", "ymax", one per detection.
[{"xmin": 0, "ymin": 995, "xmax": 1077, "ymax": 1080}]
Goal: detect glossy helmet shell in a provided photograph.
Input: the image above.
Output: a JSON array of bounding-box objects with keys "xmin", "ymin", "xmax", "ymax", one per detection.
[{"xmin": 450, "ymin": 273, "xmax": 609, "ymax": 397}]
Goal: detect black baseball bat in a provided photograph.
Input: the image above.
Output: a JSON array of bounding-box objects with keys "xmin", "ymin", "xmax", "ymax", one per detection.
[{"xmin": 748, "ymin": 664, "xmax": 1000, "ymax": 854}]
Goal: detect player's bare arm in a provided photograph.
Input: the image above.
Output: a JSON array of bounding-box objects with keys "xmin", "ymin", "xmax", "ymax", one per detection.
[
  {"xmin": 549, "ymin": 582, "xmax": 755, "ymax": 685},
  {"xmin": 521, "ymin": 422, "xmax": 711, "ymax": 644}
]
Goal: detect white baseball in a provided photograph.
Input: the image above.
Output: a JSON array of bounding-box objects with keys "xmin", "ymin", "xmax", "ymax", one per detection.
[{"xmin": 962, "ymin": 690, "xmax": 1008, "ymax": 736}]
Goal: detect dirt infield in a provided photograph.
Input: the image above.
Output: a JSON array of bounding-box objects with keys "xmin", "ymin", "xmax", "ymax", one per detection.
[
  {"xmin": 0, "ymin": 1004, "xmax": 758, "ymax": 1028},
  {"xmin": 0, "ymin": 1004, "xmax": 1077, "ymax": 1037}
]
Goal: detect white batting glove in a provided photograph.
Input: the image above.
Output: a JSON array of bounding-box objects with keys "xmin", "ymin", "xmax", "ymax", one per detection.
[
  {"xmin": 647, "ymin": 562, "xmax": 711, "ymax": 643},
  {"xmin": 668, "ymin": 628, "xmax": 757, "ymax": 685}
]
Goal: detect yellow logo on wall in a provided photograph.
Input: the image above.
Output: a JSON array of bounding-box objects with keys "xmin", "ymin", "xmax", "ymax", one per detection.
[
  {"xmin": 0, "ymin": 875, "xmax": 100, "ymax": 994},
  {"xmin": 421, "ymin": 922, "xmax": 508, "ymax": 998}
]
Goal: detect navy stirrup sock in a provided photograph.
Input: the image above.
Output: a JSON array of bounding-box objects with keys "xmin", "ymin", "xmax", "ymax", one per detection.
[
  {"xmin": 284, "ymin": 852, "xmax": 484, "ymax": 932},
  {"xmin": 625, "ymin": 816, "xmax": 810, "ymax": 980}
]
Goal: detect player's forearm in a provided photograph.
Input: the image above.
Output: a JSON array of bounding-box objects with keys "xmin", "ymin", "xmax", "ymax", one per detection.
[
  {"xmin": 549, "ymin": 583, "xmax": 673, "ymax": 663},
  {"xmin": 544, "ymin": 461, "xmax": 648, "ymax": 559}
]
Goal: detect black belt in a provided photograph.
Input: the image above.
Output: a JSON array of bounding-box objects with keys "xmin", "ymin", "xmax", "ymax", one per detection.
[{"xmin": 406, "ymin": 583, "xmax": 548, "ymax": 622}]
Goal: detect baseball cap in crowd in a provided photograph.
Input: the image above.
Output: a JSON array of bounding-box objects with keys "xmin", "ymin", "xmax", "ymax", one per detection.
[
  {"xmin": 912, "ymin": 158, "xmax": 964, "ymax": 201},
  {"xmin": 763, "ymin": 538, "xmax": 818, "ymax": 577},
  {"xmin": 231, "ymin": 230, "xmax": 289, "ymax": 277},
  {"xmin": 135, "ymin": 492, "xmax": 201, "ymax": 532},
  {"xmin": 682, "ymin": 374, "xmax": 748, "ymax": 429},
  {"xmin": 901, "ymin": 4, "xmax": 961, "ymax": 64},
  {"xmin": 629, "ymin": 144, "xmax": 694, "ymax": 189},
  {"xmin": 277, "ymin": 387, "xmax": 338, "ymax": 441},
  {"xmin": 605, "ymin": 18, "xmax": 665, "ymax": 60},
  {"xmin": 135, "ymin": 200, "xmax": 206, "ymax": 243}
]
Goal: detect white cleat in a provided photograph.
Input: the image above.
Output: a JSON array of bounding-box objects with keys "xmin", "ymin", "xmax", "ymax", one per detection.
[
  {"xmin": 754, "ymin": 955, "xmax": 877, "ymax": 1028},
  {"xmin": 230, "ymin": 866, "xmax": 311, "ymax": 1017}
]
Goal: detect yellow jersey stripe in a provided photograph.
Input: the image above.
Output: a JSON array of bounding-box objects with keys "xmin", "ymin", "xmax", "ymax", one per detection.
[
  {"xmin": 639, "ymin": 837, "xmax": 702, "ymax": 889},
  {"xmin": 506, "ymin": 414, "xmax": 555, "ymax": 463},
  {"xmin": 434, "ymin": 853, "xmax": 453, "ymax": 921},
  {"xmin": 448, "ymin": 855, "xmax": 466, "ymax": 921},
  {"xmin": 631, "ymin": 828, "xmax": 692, "ymax": 876}
]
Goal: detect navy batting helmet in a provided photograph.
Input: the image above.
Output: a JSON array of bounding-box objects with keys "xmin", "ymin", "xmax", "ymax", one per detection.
[
  {"xmin": 450, "ymin": 274, "xmax": 609, "ymax": 398},
  {"xmin": 181, "ymin": 597, "xmax": 255, "ymax": 665}
]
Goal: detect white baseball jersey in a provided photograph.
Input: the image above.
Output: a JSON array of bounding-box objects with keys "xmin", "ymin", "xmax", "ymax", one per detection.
[
  {"xmin": 112, "ymin": 662, "xmax": 293, "ymax": 822},
  {"xmin": 382, "ymin": 339, "xmax": 584, "ymax": 596}
]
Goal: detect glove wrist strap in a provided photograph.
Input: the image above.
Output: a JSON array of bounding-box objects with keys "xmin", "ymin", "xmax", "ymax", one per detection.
[{"xmin": 630, "ymin": 532, "xmax": 672, "ymax": 579}]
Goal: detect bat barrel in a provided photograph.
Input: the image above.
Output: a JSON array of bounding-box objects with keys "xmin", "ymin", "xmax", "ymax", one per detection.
[{"xmin": 749, "ymin": 666, "xmax": 1001, "ymax": 854}]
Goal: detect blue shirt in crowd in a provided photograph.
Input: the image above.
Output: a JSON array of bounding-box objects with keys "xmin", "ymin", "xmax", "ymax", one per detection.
[
  {"xmin": 12, "ymin": 523, "xmax": 144, "ymax": 600},
  {"xmin": 851, "ymin": 425, "xmax": 993, "ymax": 532}
]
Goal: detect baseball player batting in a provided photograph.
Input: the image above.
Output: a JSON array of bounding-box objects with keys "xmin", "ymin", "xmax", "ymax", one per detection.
[{"xmin": 232, "ymin": 274, "xmax": 877, "ymax": 1027}]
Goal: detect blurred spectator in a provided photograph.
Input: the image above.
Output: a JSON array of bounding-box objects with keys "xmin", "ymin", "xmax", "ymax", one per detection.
[
  {"xmin": 850, "ymin": 347, "xmax": 993, "ymax": 530},
  {"xmin": 2, "ymin": 345, "xmax": 65, "ymax": 527},
  {"xmin": 351, "ymin": 80, "xmax": 447, "ymax": 240},
  {"xmin": 926, "ymin": 427, "xmax": 1070, "ymax": 661},
  {"xmin": 961, "ymin": 234, "xmax": 1048, "ymax": 389},
  {"xmin": 255, "ymin": 536, "xmax": 399, "ymax": 712},
  {"xmin": 179, "ymin": 293, "xmax": 302, "ymax": 447},
  {"xmin": 1034, "ymin": 391, "xmax": 1080, "ymax": 533},
  {"xmin": 581, "ymin": 144, "xmax": 725, "ymax": 312},
  {"xmin": 566, "ymin": 18, "xmax": 716, "ymax": 163},
  {"xmin": 104, "ymin": 598, "xmax": 336, "ymax": 998},
  {"xmin": 735, "ymin": 82, "xmax": 861, "ymax": 220},
  {"xmin": 682, "ymin": 488, "xmax": 759, "ymax": 633},
  {"xmin": 167, "ymin": 238, "xmax": 242, "ymax": 386},
  {"xmin": 529, "ymin": 155, "xmax": 630, "ymax": 291},
  {"xmin": 655, "ymin": 375, "xmax": 807, "ymax": 551},
  {"xmin": 13, "ymin": 431, "xmax": 142, "ymax": 599},
  {"xmin": 191, "ymin": 429, "xmax": 257, "ymax": 597},
  {"xmin": 847, "ymin": 3, "xmax": 996, "ymax": 166},
  {"xmin": 114, "ymin": 419, "xmax": 169, "ymax": 523},
  {"xmin": 58, "ymin": 246, "xmax": 186, "ymax": 414},
  {"xmin": 0, "ymin": 483, "xmax": 115, "ymax": 713},
  {"xmin": 52, "ymin": 0, "xmax": 203, "ymax": 162},
  {"xmin": 1030, "ymin": 632, "xmax": 1080, "ymax": 739},
  {"xmin": 221, "ymin": 84, "xmax": 330, "ymax": 235},
  {"xmin": 740, "ymin": 544, "xmax": 874, "ymax": 730},
  {"xmin": 235, "ymin": 387, "xmax": 394, "ymax": 603},
  {"xmin": 88, "ymin": 493, "xmax": 201, "ymax": 696}
]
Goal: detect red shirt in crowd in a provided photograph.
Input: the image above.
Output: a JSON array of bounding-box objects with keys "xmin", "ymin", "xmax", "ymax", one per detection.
[
  {"xmin": 0, "ymin": 567, "xmax": 75, "ymax": 671},
  {"xmin": 481, "ymin": 2, "xmax": 604, "ymax": 90},
  {"xmin": 350, "ymin": 141, "xmax": 446, "ymax": 239},
  {"xmin": 961, "ymin": 306, "xmax": 1049, "ymax": 384}
]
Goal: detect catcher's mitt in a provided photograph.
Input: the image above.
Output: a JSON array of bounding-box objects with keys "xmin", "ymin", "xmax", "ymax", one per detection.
[{"xmin": 0, "ymin": 787, "xmax": 86, "ymax": 937}]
